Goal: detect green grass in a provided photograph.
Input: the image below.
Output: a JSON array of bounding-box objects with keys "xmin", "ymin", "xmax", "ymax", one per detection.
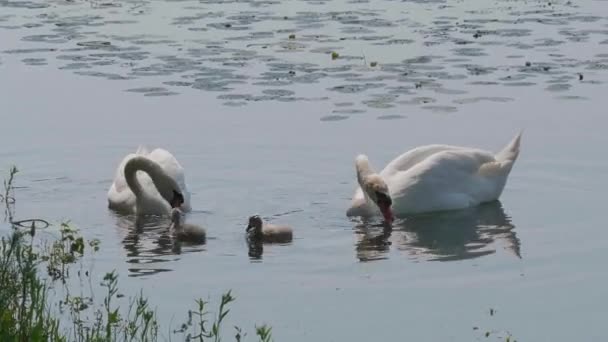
[{"xmin": 0, "ymin": 166, "xmax": 273, "ymax": 342}]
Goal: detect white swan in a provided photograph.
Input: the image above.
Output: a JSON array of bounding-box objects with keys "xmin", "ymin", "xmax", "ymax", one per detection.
[
  {"xmin": 347, "ymin": 132, "xmax": 522, "ymax": 223},
  {"xmin": 107, "ymin": 146, "xmax": 191, "ymax": 216}
]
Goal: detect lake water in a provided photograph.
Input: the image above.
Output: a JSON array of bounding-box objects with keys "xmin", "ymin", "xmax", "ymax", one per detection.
[{"xmin": 1, "ymin": 0, "xmax": 608, "ymax": 340}]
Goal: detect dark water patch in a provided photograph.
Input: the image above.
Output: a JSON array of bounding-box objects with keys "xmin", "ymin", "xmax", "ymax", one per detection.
[
  {"xmin": 344, "ymin": 74, "xmax": 396, "ymax": 83},
  {"xmin": 386, "ymin": 86, "xmax": 414, "ymax": 95},
  {"xmin": 88, "ymin": 51, "xmax": 149, "ymax": 61},
  {"xmin": 518, "ymin": 62, "xmax": 561, "ymax": 75},
  {"xmin": 3, "ymin": 47, "xmax": 56, "ymax": 54},
  {"xmin": 129, "ymin": 65, "xmax": 175, "ymax": 77},
  {"xmin": 217, "ymin": 94, "xmax": 253, "ymax": 101},
  {"xmin": 22, "ymin": 34, "xmax": 68, "ymax": 44},
  {"xmin": 56, "ymin": 54, "xmax": 99, "ymax": 62},
  {"xmin": 275, "ymin": 96, "xmax": 298, "ymax": 102},
  {"xmin": 508, "ymin": 42, "xmax": 535, "ymax": 50},
  {"xmin": 126, "ymin": 87, "xmax": 169, "ymax": 93},
  {"xmin": 339, "ymin": 27, "xmax": 375, "ymax": 35},
  {"xmin": 59, "ymin": 62, "xmax": 91, "ymax": 70},
  {"xmin": 443, "ymin": 58, "xmax": 472, "ymax": 63},
  {"xmin": 320, "ymin": 114, "xmax": 348, "ymax": 122},
  {"xmin": 421, "ymin": 105, "xmax": 458, "ymax": 114},
  {"xmin": 291, "ymin": 72, "xmax": 327, "ymax": 84},
  {"xmin": 434, "ymin": 88, "xmax": 468, "ymax": 95},
  {"xmin": 143, "ymin": 91, "xmax": 180, "ymax": 97},
  {"xmin": 77, "ymin": 41, "xmax": 112, "ymax": 48},
  {"xmin": 399, "ymin": 97, "xmax": 436, "ymax": 105},
  {"xmin": 372, "ymin": 38, "xmax": 414, "ymax": 46},
  {"xmin": 452, "ymin": 47, "xmax": 487, "ymax": 57},
  {"xmin": 555, "ymin": 95, "xmax": 588, "ymax": 101},
  {"xmin": 468, "ymin": 81, "xmax": 500, "ymax": 86},
  {"xmin": 502, "ymin": 81, "xmax": 537, "ymax": 87},
  {"xmin": 362, "ymin": 99, "xmax": 395, "ymax": 109},
  {"xmin": 52, "ymin": 15, "xmax": 105, "ymax": 28},
  {"xmin": 0, "ymin": 0, "xmax": 49, "ymax": 9},
  {"xmin": 428, "ymin": 72, "xmax": 468, "ymax": 80},
  {"xmin": 329, "ymin": 83, "xmax": 385, "ymax": 93},
  {"xmin": 262, "ymin": 89, "xmax": 295, "ymax": 96},
  {"xmin": 22, "ymin": 57, "xmax": 47, "ymax": 66},
  {"xmin": 333, "ymin": 108, "xmax": 365, "ymax": 114},
  {"xmin": 163, "ymin": 81, "xmax": 194, "ymax": 87},
  {"xmin": 252, "ymin": 80, "xmax": 293, "ymax": 87},
  {"xmin": 403, "ymin": 55, "xmax": 437, "ymax": 64},
  {"xmin": 545, "ymin": 83, "xmax": 571, "ymax": 92},
  {"xmin": 453, "ymin": 97, "xmax": 514, "ymax": 105},
  {"xmin": 334, "ymin": 102, "xmax": 353, "ymax": 107},
  {"xmin": 499, "ymin": 74, "xmax": 533, "ymax": 82},
  {"xmin": 22, "ymin": 22, "xmax": 43, "ymax": 28},
  {"xmin": 546, "ymin": 75, "xmax": 573, "ymax": 83},
  {"xmin": 275, "ymin": 41, "xmax": 308, "ymax": 52},
  {"xmin": 558, "ymin": 29, "xmax": 590, "ymax": 42},
  {"xmin": 104, "ymin": 20, "xmax": 139, "ymax": 25},
  {"xmin": 192, "ymin": 78, "xmax": 245, "ymax": 91},
  {"xmin": 534, "ymin": 38, "xmax": 564, "ymax": 47},
  {"xmin": 223, "ymin": 101, "xmax": 248, "ymax": 107},
  {"xmin": 207, "ymin": 22, "xmax": 250, "ymax": 31},
  {"xmin": 74, "ymin": 71, "xmax": 133, "ymax": 80},
  {"xmin": 454, "ymin": 64, "xmax": 497, "ymax": 76},
  {"xmin": 585, "ymin": 62, "xmax": 608, "ymax": 70},
  {"xmin": 377, "ymin": 114, "xmax": 405, "ymax": 120}
]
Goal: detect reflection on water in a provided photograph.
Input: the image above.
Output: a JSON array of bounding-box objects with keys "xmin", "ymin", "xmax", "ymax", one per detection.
[
  {"xmin": 113, "ymin": 213, "xmax": 206, "ymax": 277},
  {"xmin": 354, "ymin": 201, "xmax": 520, "ymax": 262}
]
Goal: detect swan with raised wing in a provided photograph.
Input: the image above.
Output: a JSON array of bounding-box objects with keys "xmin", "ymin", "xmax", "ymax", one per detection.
[
  {"xmin": 107, "ymin": 147, "xmax": 191, "ymax": 216},
  {"xmin": 347, "ymin": 132, "xmax": 522, "ymax": 223}
]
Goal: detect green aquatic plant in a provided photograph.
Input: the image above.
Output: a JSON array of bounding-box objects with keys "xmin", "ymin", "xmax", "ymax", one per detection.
[{"xmin": 0, "ymin": 166, "xmax": 274, "ymax": 342}]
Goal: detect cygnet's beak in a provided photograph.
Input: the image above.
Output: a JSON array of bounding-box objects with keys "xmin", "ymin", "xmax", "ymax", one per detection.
[{"xmin": 246, "ymin": 224, "xmax": 253, "ymax": 232}]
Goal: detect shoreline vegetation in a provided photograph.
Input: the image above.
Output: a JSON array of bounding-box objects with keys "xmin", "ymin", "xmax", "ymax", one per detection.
[{"xmin": 0, "ymin": 166, "xmax": 273, "ymax": 342}]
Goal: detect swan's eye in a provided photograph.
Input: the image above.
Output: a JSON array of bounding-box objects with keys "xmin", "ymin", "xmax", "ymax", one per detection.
[{"xmin": 375, "ymin": 191, "xmax": 392, "ymax": 207}]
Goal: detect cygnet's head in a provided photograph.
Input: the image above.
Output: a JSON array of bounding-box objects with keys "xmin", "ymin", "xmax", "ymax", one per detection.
[{"xmin": 246, "ymin": 215, "xmax": 263, "ymax": 235}]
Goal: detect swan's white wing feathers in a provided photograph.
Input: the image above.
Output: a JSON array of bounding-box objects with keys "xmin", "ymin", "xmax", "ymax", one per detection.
[{"xmin": 388, "ymin": 149, "xmax": 500, "ymax": 213}]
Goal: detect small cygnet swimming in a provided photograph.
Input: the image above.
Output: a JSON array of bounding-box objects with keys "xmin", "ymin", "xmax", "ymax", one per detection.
[
  {"xmin": 246, "ymin": 215, "xmax": 293, "ymax": 243},
  {"xmin": 170, "ymin": 208, "xmax": 206, "ymax": 244}
]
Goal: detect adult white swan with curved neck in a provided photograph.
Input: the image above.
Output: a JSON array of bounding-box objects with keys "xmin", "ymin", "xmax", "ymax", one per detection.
[
  {"xmin": 107, "ymin": 147, "xmax": 191, "ymax": 216},
  {"xmin": 347, "ymin": 132, "xmax": 522, "ymax": 223}
]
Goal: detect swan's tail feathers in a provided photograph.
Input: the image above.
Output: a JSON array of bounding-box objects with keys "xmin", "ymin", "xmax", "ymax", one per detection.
[{"xmin": 495, "ymin": 131, "xmax": 522, "ymax": 164}]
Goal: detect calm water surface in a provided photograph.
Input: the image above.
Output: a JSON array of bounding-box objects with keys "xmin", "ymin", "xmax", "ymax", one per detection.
[{"xmin": 1, "ymin": 0, "xmax": 608, "ymax": 340}]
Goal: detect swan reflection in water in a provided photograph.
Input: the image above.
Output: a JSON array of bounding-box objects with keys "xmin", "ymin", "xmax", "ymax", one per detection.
[
  {"xmin": 354, "ymin": 201, "xmax": 521, "ymax": 262},
  {"xmin": 113, "ymin": 213, "xmax": 206, "ymax": 277}
]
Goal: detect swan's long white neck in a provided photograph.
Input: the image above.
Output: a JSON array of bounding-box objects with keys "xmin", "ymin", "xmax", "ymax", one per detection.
[
  {"xmin": 124, "ymin": 156, "xmax": 172, "ymax": 203},
  {"xmin": 355, "ymin": 155, "xmax": 376, "ymax": 205}
]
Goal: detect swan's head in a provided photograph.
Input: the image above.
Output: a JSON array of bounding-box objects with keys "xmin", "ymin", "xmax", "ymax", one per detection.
[
  {"xmin": 169, "ymin": 190, "xmax": 185, "ymax": 209},
  {"xmin": 355, "ymin": 154, "xmax": 394, "ymax": 224},
  {"xmin": 361, "ymin": 174, "xmax": 394, "ymax": 224},
  {"xmin": 246, "ymin": 215, "xmax": 263, "ymax": 236},
  {"xmin": 155, "ymin": 178, "xmax": 184, "ymax": 209}
]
